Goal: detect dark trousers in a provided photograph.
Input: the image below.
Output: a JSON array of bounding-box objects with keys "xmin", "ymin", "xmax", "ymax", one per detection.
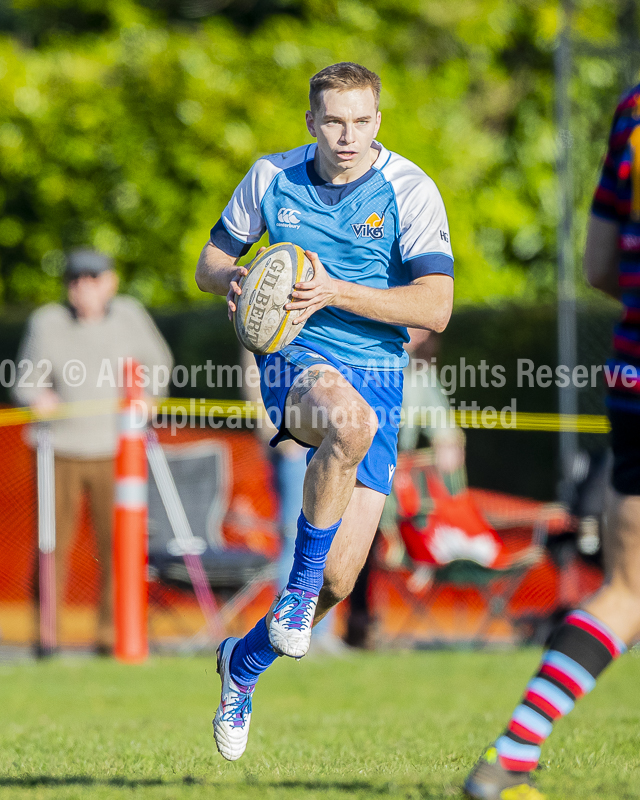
[{"xmin": 36, "ymin": 456, "xmax": 115, "ymax": 648}]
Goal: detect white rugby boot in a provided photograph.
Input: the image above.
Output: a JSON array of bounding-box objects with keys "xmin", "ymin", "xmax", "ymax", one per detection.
[
  {"xmin": 268, "ymin": 587, "xmax": 318, "ymax": 658},
  {"xmin": 213, "ymin": 637, "xmax": 254, "ymax": 761}
]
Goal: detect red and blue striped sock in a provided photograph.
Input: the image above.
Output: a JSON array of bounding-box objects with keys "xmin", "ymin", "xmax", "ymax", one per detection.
[{"xmin": 495, "ymin": 610, "xmax": 626, "ymax": 772}]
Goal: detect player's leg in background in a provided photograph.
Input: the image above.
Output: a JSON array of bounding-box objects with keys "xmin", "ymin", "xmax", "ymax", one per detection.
[
  {"xmin": 464, "ymin": 413, "xmax": 640, "ymax": 798},
  {"xmin": 582, "ymin": 491, "xmax": 640, "ymax": 641},
  {"xmin": 344, "ymin": 540, "xmax": 376, "ymax": 648},
  {"xmin": 465, "ymin": 493, "xmax": 634, "ymax": 799},
  {"xmin": 50, "ymin": 457, "xmax": 84, "ymax": 650},
  {"xmin": 85, "ymin": 457, "xmax": 116, "ymax": 654},
  {"xmin": 274, "ymin": 442, "xmax": 306, "ymax": 590}
]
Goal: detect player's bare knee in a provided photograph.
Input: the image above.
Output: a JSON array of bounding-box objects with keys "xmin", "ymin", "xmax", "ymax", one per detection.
[
  {"xmin": 329, "ymin": 426, "xmax": 369, "ymax": 467},
  {"xmin": 328, "ymin": 402, "xmax": 377, "ymax": 464}
]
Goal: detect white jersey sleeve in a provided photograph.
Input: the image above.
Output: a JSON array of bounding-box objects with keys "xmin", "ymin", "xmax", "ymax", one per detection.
[
  {"xmin": 381, "ymin": 153, "xmax": 453, "ymax": 278},
  {"xmin": 219, "ymin": 159, "xmax": 277, "ymax": 244},
  {"xmin": 212, "ymin": 146, "xmax": 309, "ymax": 256}
]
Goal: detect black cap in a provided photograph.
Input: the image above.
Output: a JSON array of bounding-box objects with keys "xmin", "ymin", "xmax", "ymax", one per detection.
[{"xmin": 64, "ymin": 249, "xmax": 113, "ymax": 279}]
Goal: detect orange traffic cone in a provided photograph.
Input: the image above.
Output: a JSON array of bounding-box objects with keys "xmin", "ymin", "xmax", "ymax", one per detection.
[{"xmin": 113, "ymin": 359, "xmax": 148, "ymax": 663}]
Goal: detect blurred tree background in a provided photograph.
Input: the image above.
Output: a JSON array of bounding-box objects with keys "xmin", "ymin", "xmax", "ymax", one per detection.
[
  {"xmin": 0, "ymin": 0, "xmax": 636, "ymax": 310},
  {"xmin": 1, "ymin": 0, "xmax": 637, "ymax": 499}
]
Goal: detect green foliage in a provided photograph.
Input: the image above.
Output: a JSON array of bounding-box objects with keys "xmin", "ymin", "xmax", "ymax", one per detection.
[{"xmin": 0, "ymin": 0, "xmax": 636, "ymax": 308}]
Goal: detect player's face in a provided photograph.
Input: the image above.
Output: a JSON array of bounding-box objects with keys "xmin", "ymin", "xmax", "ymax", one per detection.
[{"xmin": 306, "ymin": 88, "xmax": 381, "ymax": 183}]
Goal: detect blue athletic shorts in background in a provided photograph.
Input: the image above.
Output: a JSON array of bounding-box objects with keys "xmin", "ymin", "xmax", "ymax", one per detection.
[{"xmin": 256, "ymin": 339, "xmax": 403, "ymax": 496}]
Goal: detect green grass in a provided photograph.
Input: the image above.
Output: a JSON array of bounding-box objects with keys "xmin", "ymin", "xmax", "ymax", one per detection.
[{"xmin": 1, "ymin": 648, "xmax": 639, "ymax": 799}]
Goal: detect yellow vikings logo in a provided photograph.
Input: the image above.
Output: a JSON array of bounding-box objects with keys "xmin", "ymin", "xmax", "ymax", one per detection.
[{"xmin": 352, "ymin": 212, "xmax": 385, "ymax": 239}]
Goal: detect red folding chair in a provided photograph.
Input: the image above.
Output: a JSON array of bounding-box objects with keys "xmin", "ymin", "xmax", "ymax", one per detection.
[{"xmin": 380, "ymin": 450, "xmax": 547, "ymax": 645}]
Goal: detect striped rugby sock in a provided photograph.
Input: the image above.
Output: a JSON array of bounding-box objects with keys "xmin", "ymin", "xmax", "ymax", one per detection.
[{"xmin": 495, "ymin": 610, "xmax": 626, "ymax": 772}]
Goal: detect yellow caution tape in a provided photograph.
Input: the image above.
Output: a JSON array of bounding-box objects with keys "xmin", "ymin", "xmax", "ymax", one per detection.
[
  {"xmin": 0, "ymin": 398, "xmax": 611, "ymax": 433},
  {"xmin": 0, "ymin": 398, "xmax": 118, "ymax": 427},
  {"xmin": 451, "ymin": 410, "xmax": 610, "ymax": 433},
  {"xmin": 156, "ymin": 398, "xmax": 263, "ymax": 420}
]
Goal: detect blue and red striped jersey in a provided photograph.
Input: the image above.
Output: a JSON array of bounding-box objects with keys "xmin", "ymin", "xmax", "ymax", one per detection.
[{"xmin": 592, "ymin": 84, "xmax": 640, "ymax": 412}]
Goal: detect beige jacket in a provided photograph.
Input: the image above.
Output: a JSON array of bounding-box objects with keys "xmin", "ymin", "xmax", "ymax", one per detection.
[{"xmin": 14, "ymin": 296, "xmax": 173, "ymax": 457}]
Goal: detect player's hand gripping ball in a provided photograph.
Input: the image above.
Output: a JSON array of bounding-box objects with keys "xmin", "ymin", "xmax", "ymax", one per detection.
[{"xmin": 233, "ymin": 243, "xmax": 315, "ymax": 354}]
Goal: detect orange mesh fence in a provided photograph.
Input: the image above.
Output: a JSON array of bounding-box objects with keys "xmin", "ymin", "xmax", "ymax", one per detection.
[
  {"xmin": 0, "ymin": 417, "xmax": 280, "ymax": 647},
  {"xmin": 0, "ymin": 423, "xmax": 36, "ymax": 606},
  {"xmin": 0, "ymin": 409, "xmax": 603, "ymax": 649}
]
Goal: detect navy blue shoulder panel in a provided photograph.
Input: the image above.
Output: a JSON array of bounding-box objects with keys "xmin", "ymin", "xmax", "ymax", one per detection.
[{"xmin": 210, "ymin": 219, "xmax": 252, "ymax": 258}]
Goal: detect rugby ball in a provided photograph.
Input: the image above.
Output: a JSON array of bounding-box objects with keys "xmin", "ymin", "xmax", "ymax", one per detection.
[{"xmin": 233, "ymin": 243, "xmax": 314, "ymax": 354}]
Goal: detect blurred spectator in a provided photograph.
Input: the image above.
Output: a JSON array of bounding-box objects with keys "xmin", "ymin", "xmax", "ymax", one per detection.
[
  {"xmin": 14, "ymin": 248, "xmax": 173, "ymax": 655},
  {"xmin": 345, "ymin": 329, "xmax": 466, "ymax": 648},
  {"xmin": 400, "ymin": 328, "xmax": 466, "ymax": 490}
]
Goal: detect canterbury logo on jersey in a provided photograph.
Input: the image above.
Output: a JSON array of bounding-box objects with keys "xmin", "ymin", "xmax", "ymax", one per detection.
[
  {"xmin": 352, "ymin": 212, "xmax": 384, "ymax": 239},
  {"xmin": 277, "ymin": 208, "xmax": 301, "ymax": 227}
]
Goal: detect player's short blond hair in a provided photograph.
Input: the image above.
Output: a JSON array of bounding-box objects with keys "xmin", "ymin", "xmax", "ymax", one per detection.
[{"xmin": 309, "ymin": 62, "xmax": 381, "ymax": 115}]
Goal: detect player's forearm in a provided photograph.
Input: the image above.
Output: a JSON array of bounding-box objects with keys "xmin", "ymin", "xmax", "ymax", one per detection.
[
  {"xmin": 332, "ymin": 276, "xmax": 453, "ymax": 332},
  {"xmin": 195, "ymin": 242, "xmax": 238, "ymax": 296}
]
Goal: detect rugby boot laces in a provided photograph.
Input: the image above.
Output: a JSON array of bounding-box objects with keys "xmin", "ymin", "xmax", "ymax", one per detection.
[
  {"xmin": 463, "ymin": 747, "xmax": 546, "ymax": 800},
  {"xmin": 213, "ymin": 637, "xmax": 254, "ymax": 761},
  {"xmin": 268, "ymin": 587, "xmax": 318, "ymax": 658}
]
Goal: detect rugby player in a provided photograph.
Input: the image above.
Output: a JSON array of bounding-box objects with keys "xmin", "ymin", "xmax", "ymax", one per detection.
[
  {"xmin": 464, "ymin": 85, "xmax": 640, "ymax": 800},
  {"xmin": 195, "ymin": 62, "xmax": 454, "ymax": 761}
]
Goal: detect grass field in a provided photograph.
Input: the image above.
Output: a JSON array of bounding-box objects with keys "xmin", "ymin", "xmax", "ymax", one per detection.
[{"xmin": 1, "ymin": 648, "xmax": 639, "ymax": 800}]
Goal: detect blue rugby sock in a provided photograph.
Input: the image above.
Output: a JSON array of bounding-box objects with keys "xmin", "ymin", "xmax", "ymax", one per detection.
[
  {"xmin": 286, "ymin": 511, "xmax": 341, "ymax": 595},
  {"xmin": 229, "ymin": 617, "xmax": 279, "ymax": 687}
]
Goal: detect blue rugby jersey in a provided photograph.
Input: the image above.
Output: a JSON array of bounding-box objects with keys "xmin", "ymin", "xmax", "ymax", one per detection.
[
  {"xmin": 210, "ymin": 142, "xmax": 453, "ymax": 370},
  {"xmin": 593, "ymin": 85, "xmax": 640, "ymax": 412}
]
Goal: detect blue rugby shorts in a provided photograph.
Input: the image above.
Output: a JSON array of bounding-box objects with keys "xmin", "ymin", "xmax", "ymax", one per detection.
[{"xmin": 255, "ymin": 338, "xmax": 403, "ymax": 496}]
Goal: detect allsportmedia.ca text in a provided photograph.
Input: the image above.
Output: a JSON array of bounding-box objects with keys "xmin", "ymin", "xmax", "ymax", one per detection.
[{"xmin": 5, "ymin": 356, "xmax": 635, "ymax": 396}]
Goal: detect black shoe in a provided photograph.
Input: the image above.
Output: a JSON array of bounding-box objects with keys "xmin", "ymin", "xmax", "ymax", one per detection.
[{"xmin": 463, "ymin": 747, "xmax": 545, "ymax": 799}]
